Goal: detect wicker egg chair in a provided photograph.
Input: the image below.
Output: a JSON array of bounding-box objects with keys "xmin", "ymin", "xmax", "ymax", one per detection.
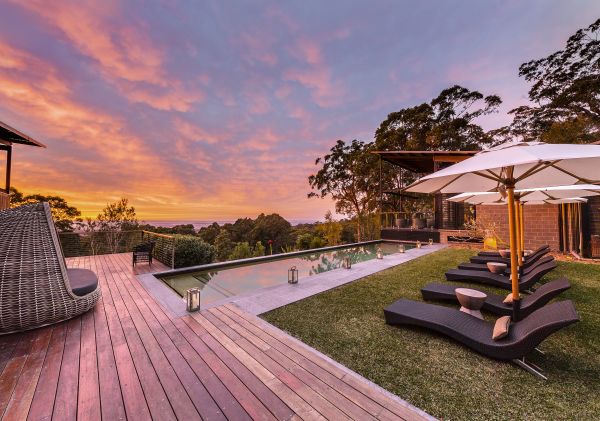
[{"xmin": 0, "ymin": 202, "xmax": 100, "ymax": 335}]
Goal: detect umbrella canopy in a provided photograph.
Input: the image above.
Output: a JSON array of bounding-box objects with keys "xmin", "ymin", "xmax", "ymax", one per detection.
[
  {"xmin": 406, "ymin": 141, "xmax": 600, "ymax": 320},
  {"xmin": 448, "ymin": 184, "xmax": 600, "ymax": 204},
  {"xmin": 406, "ymin": 141, "xmax": 600, "ymax": 194}
]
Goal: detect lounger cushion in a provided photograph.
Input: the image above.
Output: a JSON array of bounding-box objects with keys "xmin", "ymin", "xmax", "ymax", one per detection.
[
  {"xmin": 67, "ymin": 268, "xmax": 99, "ymax": 296},
  {"xmin": 492, "ymin": 316, "xmax": 511, "ymax": 340}
]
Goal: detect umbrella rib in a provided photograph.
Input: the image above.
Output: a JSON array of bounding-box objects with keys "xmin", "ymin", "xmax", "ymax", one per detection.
[
  {"xmin": 548, "ymin": 162, "xmax": 597, "ymax": 184},
  {"xmin": 472, "ymin": 171, "xmax": 500, "ymax": 182},
  {"xmin": 514, "ymin": 161, "xmax": 555, "ymax": 182},
  {"xmin": 435, "ymin": 173, "xmax": 467, "ymax": 193}
]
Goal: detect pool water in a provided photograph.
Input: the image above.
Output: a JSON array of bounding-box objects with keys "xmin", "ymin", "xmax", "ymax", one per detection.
[{"xmin": 160, "ymin": 242, "xmax": 413, "ymax": 306}]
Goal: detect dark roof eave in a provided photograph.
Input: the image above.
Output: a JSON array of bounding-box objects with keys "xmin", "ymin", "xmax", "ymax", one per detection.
[{"xmin": 0, "ymin": 121, "xmax": 46, "ymax": 148}]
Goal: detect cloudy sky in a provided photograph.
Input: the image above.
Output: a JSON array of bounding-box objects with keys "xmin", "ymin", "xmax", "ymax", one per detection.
[{"xmin": 0, "ymin": 1, "xmax": 598, "ymax": 222}]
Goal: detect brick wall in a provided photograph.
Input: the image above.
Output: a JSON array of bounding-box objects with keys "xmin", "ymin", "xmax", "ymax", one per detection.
[{"xmin": 476, "ymin": 204, "xmax": 560, "ymax": 251}]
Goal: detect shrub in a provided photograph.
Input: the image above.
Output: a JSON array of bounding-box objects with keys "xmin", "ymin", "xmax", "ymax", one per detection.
[
  {"xmin": 228, "ymin": 242, "xmax": 253, "ymax": 260},
  {"xmin": 174, "ymin": 235, "xmax": 215, "ymax": 268}
]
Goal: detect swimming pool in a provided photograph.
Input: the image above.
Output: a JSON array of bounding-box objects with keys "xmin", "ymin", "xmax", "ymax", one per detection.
[{"xmin": 158, "ymin": 241, "xmax": 413, "ymax": 307}]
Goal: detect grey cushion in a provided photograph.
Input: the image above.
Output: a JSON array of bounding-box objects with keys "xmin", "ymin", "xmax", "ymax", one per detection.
[{"xmin": 67, "ymin": 268, "xmax": 99, "ymax": 296}]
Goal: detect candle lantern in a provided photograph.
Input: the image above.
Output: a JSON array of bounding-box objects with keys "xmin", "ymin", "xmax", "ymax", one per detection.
[
  {"xmin": 428, "ymin": 238, "xmax": 433, "ymax": 246},
  {"xmin": 398, "ymin": 244, "xmax": 405, "ymax": 253},
  {"xmin": 376, "ymin": 247, "xmax": 384, "ymax": 259},
  {"xmin": 288, "ymin": 266, "xmax": 299, "ymax": 284},
  {"xmin": 185, "ymin": 288, "xmax": 201, "ymax": 312},
  {"xmin": 416, "ymin": 241, "xmax": 422, "ymax": 248},
  {"xmin": 343, "ymin": 256, "xmax": 352, "ymax": 269}
]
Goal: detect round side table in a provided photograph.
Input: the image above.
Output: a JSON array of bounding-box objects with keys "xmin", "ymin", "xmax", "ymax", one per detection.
[{"xmin": 455, "ymin": 288, "xmax": 487, "ymax": 320}]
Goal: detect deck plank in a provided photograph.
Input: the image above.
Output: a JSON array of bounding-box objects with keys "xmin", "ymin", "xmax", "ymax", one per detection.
[
  {"xmin": 27, "ymin": 323, "xmax": 68, "ymax": 421},
  {"xmin": 0, "ymin": 332, "xmax": 37, "ymax": 417},
  {"xmin": 52, "ymin": 317, "xmax": 82, "ymax": 421},
  {"xmin": 99, "ymin": 255, "xmax": 176, "ymax": 421},
  {"xmin": 2, "ymin": 327, "xmax": 52, "ymax": 421},
  {"xmin": 0, "ymin": 252, "xmax": 428, "ymax": 421},
  {"xmin": 105, "ymin": 254, "xmax": 201, "ymax": 420},
  {"xmin": 77, "ymin": 309, "xmax": 101, "ymax": 421}
]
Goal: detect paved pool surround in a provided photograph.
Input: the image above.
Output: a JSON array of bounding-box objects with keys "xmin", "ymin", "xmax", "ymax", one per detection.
[{"xmin": 139, "ymin": 243, "xmax": 447, "ymax": 317}]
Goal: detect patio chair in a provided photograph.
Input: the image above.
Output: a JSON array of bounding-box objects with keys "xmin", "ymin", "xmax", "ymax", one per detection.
[
  {"xmin": 477, "ymin": 244, "xmax": 549, "ymax": 258},
  {"xmin": 133, "ymin": 240, "xmax": 155, "ymax": 266},
  {"xmin": 458, "ymin": 255, "xmax": 554, "ymax": 275},
  {"xmin": 421, "ymin": 277, "xmax": 571, "ymax": 318},
  {"xmin": 383, "ymin": 298, "xmax": 579, "ymax": 378},
  {"xmin": 445, "ymin": 258, "xmax": 557, "ymax": 291},
  {"xmin": 470, "ymin": 245, "xmax": 549, "ymax": 266},
  {"xmin": 0, "ymin": 202, "xmax": 100, "ymax": 335}
]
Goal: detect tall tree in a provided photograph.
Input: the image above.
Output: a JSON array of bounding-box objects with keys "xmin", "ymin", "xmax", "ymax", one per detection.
[
  {"xmin": 250, "ymin": 213, "xmax": 292, "ymax": 252},
  {"xmin": 95, "ymin": 198, "xmax": 138, "ymax": 254},
  {"xmin": 375, "ymin": 85, "xmax": 501, "ymax": 151},
  {"xmin": 309, "ymin": 140, "xmax": 380, "ymax": 241},
  {"xmin": 507, "ymin": 18, "xmax": 600, "ymax": 143},
  {"xmin": 9, "ymin": 187, "xmax": 81, "ymax": 232}
]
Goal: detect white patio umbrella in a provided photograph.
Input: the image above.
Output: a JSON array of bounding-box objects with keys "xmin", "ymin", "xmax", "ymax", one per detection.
[
  {"xmin": 406, "ymin": 141, "xmax": 600, "ymax": 320},
  {"xmin": 449, "ymin": 190, "xmax": 595, "ymax": 260}
]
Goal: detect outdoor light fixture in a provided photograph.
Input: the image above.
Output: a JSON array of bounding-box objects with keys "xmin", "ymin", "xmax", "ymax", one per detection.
[
  {"xmin": 185, "ymin": 288, "xmax": 200, "ymax": 312},
  {"xmin": 376, "ymin": 248, "xmax": 383, "ymax": 259},
  {"xmin": 428, "ymin": 238, "xmax": 433, "ymax": 246},
  {"xmin": 343, "ymin": 256, "xmax": 352, "ymax": 269},
  {"xmin": 416, "ymin": 241, "xmax": 422, "ymax": 248},
  {"xmin": 288, "ymin": 266, "xmax": 299, "ymax": 284},
  {"xmin": 398, "ymin": 244, "xmax": 405, "ymax": 253}
]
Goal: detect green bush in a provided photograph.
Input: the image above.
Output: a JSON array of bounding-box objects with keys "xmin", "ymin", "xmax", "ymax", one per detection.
[
  {"xmin": 228, "ymin": 242, "xmax": 253, "ymax": 260},
  {"xmin": 173, "ymin": 235, "xmax": 214, "ymax": 268}
]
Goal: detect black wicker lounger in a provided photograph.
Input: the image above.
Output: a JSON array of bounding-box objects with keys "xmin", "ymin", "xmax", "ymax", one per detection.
[
  {"xmin": 384, "ymin": 298, "xmax": 579, "ymax": 378},
  {"xmin": 421, "ymin": 277, "xmax": 571, "ymax": 318},
  {"xmin": 470, "ymin": 245, "xmax": 549, "ymax": 266},
  {"xmin": 445, "ymin": 258, "xmax": 557, "ymax": 291},
  {"xmin": 458, "ymin": 255, "xmax": 554, "ymax": 275},
  {"xmin": 477, "ymin": 244, "xmax": 549, "ymax": 257}
]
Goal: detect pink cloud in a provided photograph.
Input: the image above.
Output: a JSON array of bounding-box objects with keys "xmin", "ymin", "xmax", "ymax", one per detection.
[{"xmin": 11, "ymin": 0, "xmax": 203, "ymax": 111}]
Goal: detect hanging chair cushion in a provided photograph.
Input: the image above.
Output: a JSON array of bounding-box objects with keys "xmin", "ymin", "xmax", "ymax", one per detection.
[{"xmin": 67, "ymin": 268, "xmax": 99, "ymax": 296}]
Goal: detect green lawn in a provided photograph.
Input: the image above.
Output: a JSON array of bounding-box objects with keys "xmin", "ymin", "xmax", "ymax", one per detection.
[{"xmin": 262, "ymin": 248, "xmax": 600, "ymax": 420}]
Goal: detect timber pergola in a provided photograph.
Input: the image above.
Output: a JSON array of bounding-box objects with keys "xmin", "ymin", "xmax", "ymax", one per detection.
[
  {"xmin": 0, "ymin": 120, "xmax": 45, "ymax": 197},
  {"xmin": 372, "ymin": 150, "xmax": 478, "ymax": 232}
]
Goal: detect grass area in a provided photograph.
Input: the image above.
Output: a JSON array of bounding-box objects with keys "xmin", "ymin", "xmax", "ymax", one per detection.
[{"xmin": 262, "ymin": 248, "xmax": 600, "ymax": 420}]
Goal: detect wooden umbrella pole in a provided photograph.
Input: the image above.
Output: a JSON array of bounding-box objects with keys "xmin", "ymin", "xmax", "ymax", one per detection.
[
  {"xmin": 515, "ymin": 199, "xmax": 523, "ymax": 267},
  {"xmin": 506, "ymin": 181, "xmax": 521, "ymax": 320},
  {"xmin": 520, "ymin": 202, "xmax": 525, "ymax": 254}
]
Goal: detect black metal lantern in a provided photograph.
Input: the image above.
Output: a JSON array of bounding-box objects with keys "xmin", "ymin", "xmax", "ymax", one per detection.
[
  {"xmin": 376, "ymin": 247, "xmax": 383, "ymax": 259},
  {"xmin": 288, "ymin": 266, "xmax": 299, "ymax": 284},
  {"xmin": 185, "ymin": 287, "xmax": 201, "ymax": 312},
  {"xmin": 416, "ymin": 240, "xmax": 422, "ymax": 248},
  {"xmin": 398, "ymin": 244, "xmax": 405, "ymax": 253},
  {"xmin": 343, "ymin": 257, "xmax": 352, "ymax": 269},
  {"xmin": 428, "ymin": 238, "xmax": 434, "ymax": 246}
]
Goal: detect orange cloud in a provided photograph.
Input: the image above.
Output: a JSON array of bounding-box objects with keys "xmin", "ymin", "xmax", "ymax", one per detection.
[{"xmin": 11, "ymin": 0, "xmax": 203, "ymax": 111}]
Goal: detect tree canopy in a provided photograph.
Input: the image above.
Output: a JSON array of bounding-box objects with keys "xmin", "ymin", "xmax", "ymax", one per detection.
[
  {"xmin": 375, "ymin": 85, "xmax": 501, "ymax": 151},
  {"xmin": 506, "ymin": 18, "xmax": 600, "ymax": 143},
  {"xmin": 308, "ymin": 139, "xmax": 380, "ymax": 241},
  {"xmin": 9, "ymin": 187, "xmax": 81, "ymax": 232}
]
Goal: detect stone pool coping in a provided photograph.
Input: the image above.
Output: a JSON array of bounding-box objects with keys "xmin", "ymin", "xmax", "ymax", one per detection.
[{"xmin": 139, "ymin": 243, "xmax": 447, "ymax": 317}]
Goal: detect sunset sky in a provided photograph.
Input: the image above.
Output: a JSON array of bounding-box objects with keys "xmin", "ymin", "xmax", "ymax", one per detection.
[{"xmin": 0, "ymin": 1, "xmax": 598, "ymax": 222}]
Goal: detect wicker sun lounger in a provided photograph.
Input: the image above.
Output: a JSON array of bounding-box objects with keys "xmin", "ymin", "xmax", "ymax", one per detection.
[
  {"xmin": 458, "ymin": 255, "xmax": 554, "ymax": 275},
  {"xmin": 0, "ymin": 202, "xmax": 101, "ymax": 335},
  {"xmin": 421, "ymin": 277, "xmax": 571, "ymax": 318},
  {"xmin": 477, "ymin": 244, "xmax": 549, "ymax": 257},
  {"xmin": 384, "ymin": 298, "xmax": 579, "ymax": 378},
  {"xmin": 445, "ymin": 258, "xmax": 557, "ymax": 291},
  {"xmin": 470, "ymin": 246, "xmax": 549, "ymax": 266}
]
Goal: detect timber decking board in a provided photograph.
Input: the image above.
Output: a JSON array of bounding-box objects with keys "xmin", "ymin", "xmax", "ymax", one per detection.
[{"xmin": 0, "ymin": 253, "xmax": 428, "ymax": 420}]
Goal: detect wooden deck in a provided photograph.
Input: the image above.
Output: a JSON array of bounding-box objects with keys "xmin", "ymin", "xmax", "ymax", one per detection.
[{"xmin": 0, "ymin": 253, "xmax": 428, "ymax": 420}]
